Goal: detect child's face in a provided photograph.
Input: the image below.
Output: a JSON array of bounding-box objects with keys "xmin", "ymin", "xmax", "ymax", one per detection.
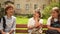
[
  {"xmin": 51, "ymin": 11, "xmax": 58, "ymax": 18},
  {"xmin": 33, "ymin": 12, "xmax": 40, "ymax": 18},
  {"xmin": 6, "ymin": 8, "xmax": 14, "ymax": 16}
]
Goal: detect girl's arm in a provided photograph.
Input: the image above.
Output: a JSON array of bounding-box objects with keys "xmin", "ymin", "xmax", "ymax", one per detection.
[
  {"xmin": 0, "ymin": 30, "xmax": 6, "ymax": 34},
  {"xmin": 27, "ymin": 19, "xmax": 34, "ymax": 29},
  {"xmin": 9, "ymin": 30, "xmax": 14, "ymax": 34},
  {"xmin": 35, "ymin": 18, "xmax": 43, "ymax": 28},
  {"xmin": 47, "ymin": 25, "xmax": 58, "ymax": 30},
  {"xmin": 47, "ymin": 25, "xmax": 60, "ymax": 32},
  {"xmin": 35, "ymin": 20, "xmax": 41, "ymax": 28}
]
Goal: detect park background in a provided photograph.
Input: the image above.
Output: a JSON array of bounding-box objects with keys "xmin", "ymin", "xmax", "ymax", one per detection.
[{"xmin": 0, "ymin": 0, "xmax": 60, "ymax": 34}]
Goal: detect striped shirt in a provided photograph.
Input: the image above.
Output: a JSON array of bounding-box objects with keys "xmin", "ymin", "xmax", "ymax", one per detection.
[{"xmin": 0, "ymin": 15, "xmax": 16, "ymax": 34}]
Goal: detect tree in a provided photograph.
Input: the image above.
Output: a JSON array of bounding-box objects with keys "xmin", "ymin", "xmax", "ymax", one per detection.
[
  {"xmin": 4, "ymin": 1, "xmax": 14, "ymax": 5},
  {"xmin": 42, "ymin": 2, "xmax": 59, "ymax": 19}
]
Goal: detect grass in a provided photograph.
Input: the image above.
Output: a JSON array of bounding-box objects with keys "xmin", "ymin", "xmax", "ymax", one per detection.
[
  {"xmin": 16, "ymin": 16, "xmax": 28, "ymax": 24},
  {"xmin": 43, "ymin": 19, "xmax": 47, "ymax": 25},
  {"xmin": 16, "ymin": 16, "xmax": 47, "ymax": 25}
]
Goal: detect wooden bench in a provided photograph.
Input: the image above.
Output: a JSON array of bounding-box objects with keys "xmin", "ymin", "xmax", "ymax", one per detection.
[{"xmin": 16, "ymin": 24, "xmax": 47, "ymax": 33}]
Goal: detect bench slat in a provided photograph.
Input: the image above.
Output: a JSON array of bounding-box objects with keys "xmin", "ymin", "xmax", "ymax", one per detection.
[
  {"xmin": 16, "ymin": 30, "xmax": 28, "ymax": 33},
  {"xmin": 16, "ymin": 24, "xmax": 27, "ymax": 28},
  {"xmin": 16, "ymin": 24, "xmax": 47, "ymax": 28},
  {"xmin": 16, "ymin": 30, "xmax": 47, "ymax": 33},
  {"xmin": 43, "ymin": 30, "xmax": 47, "ymax": 33},
  {"xmin": 42, "ymin": 25, "xmax": 47, "ymax": 28}
]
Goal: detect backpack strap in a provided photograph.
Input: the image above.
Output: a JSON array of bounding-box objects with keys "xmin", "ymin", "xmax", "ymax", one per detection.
[
  {"xmin": 3, "ymin": 17, "xmax": 6, "ymax": 31},
  {"xmin": 0, "ymin": 18, "xmax": 1, "ymax": 23}
]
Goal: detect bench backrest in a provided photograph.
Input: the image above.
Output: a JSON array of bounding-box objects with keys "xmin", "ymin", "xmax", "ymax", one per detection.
[
  {"xmin": 16, "ymin": 24, "xmax": 47, "ymax": 33},
  {"xmin": 16, "ymin": 24, "xmax": 28, "ymax": 33}
]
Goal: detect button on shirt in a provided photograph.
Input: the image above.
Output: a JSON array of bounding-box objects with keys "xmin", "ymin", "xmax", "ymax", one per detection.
[{"xmin": 0, "ymin": 15, "xmax": 16, "ymax": 33}]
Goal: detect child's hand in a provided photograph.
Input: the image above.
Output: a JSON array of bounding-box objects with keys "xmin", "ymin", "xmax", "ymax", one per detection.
[
  {"xmin": 6, "ymin": 33, "xmax": 9, "ymax": 34},
  {"xmin": 9, "ymin": 32, "xmax": 11, "ymax": 34},
  {"xmin": 35, "ymin": 17, "xmax": 39, "ymax": 22},
  {"xmin": 2, "ymin": 32, "xmax": 6, "ymax": 34},
  {"xmin": 57, "ymin": 28, "xmax": 60, "ymax": 32}
]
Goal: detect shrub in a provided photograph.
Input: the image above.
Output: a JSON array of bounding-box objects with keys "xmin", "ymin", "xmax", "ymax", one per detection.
[{"xmin": 42, "ymin": 2, "xmax": 59, "ymax": 19}]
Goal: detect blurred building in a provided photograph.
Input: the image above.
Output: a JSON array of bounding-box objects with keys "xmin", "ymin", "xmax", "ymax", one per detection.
[
  {"xmin": 0, "ymin": 0, "xmax": 14, "ymax": 7},
  {"xmin": 14, "ymin": 0, "xmax": 50, "ymax": 15},
  {"xmin": 0, "ymin": 0, "xmax": 59, "ymax": 15}
]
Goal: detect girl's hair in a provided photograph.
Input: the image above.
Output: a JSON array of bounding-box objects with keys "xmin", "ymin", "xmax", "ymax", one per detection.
[
  {"xmin": 5, "ymin": 5, "xmax": 14, "ymax": 14},
  {"xmin": 35, "ymin": 9, "xmax": 41, "ymax": 18},
  {"xmin": 51, "ymin": 7, "xmax": 60, "ymax": 23}
]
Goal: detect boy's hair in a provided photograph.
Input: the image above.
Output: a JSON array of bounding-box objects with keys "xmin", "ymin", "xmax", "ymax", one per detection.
[{"xmin": 5, "ymin": 6, "xmax": 14, "ymax": 14}]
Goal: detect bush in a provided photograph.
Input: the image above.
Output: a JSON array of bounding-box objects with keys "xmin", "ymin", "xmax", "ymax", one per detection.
[
  {"xmin": 42, "ymin": 2, "xmax": 59, "ymax": 19},
  {"xmin": 15, "ymin": 14, "xmax": 33, "ymax": 18},
  {"xmin": 27, "ymin": 14, "xmax": 33, "ymax": 18},
  {"xmin": 0, "ymin": 8, "xmax": 5, "ymax": 18}
]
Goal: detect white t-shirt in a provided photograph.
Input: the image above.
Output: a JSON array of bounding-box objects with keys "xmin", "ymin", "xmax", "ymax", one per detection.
[
  {"xmin": 28, "ymin": 17, "xmax": 43, "ymax": 34},
  {"xmin": 47, "ymin": 16, "xmax": 58, "ymax": 25},
  {"xmin": 28, "ymin": 17, "xmax": 43, "ymax": 28}
]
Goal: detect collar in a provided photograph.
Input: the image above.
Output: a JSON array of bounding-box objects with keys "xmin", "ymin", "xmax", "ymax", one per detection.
[{"xmin": 5, "ymin": 15, "xmax": 12, "ymax": 19}]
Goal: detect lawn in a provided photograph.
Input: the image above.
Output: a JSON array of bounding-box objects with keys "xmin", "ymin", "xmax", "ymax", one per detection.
[
  {"xmin": 16, "ymin": 16, "xmax": 28, "ymax": 24},
  {"xmin": 16, "ymin": 16, "xmax": 47, "ymax": 25}
]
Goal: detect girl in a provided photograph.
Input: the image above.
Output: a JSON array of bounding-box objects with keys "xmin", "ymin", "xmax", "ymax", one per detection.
[
  {"xmin": 46, "ymin": 7, "xmax": 60, "ymax": 34},
  {"xmin": 27, "ymin": 9, "xmax": 43, "ymax": 34},
  {"xmin": 0, "ymin": 5, "xmax": 16, "ymax": 34}
]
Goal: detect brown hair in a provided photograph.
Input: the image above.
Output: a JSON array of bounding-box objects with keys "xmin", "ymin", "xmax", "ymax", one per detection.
[
  {"xmin": 5, "ymin": 6, "xmax": 14, "ymax": 14},
  {"xmin": 51, "ymin": 7, "xmax": 60, "ymax": 23},
  {"xmin": 35, "ymin": 10, "xmax": 41, "ymax": 18}
]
